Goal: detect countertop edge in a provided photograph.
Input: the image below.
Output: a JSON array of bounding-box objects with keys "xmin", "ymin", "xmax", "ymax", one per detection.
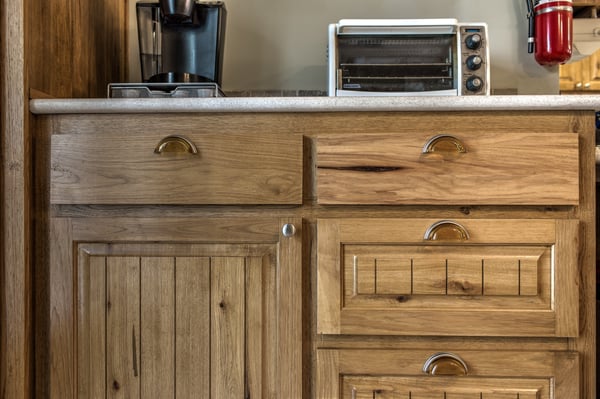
[{"xmin": 29, "ymin": 95, "xmax": 600, "ymax": 114}]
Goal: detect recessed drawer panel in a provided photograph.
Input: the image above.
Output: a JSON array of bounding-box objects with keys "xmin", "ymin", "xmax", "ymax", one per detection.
[
  {"xmin": 316, "ymin": 349, "xmax": 579, "ymax": 399},
  {"xmin": 317, "ymin": 218, "xmax": 579, "ymax": 337},
  {"xmin": 316, "ymin": 132, "xmax": 579, "ymax": 205},
  {"xmin": 50, "ymin": 131, "xmax": 302, "ymax": 205}
]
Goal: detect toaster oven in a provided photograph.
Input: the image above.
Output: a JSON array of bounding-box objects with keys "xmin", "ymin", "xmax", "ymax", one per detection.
[{"xmin": 328, "ymin": 19, "xmax": 490, "ymax": 96}]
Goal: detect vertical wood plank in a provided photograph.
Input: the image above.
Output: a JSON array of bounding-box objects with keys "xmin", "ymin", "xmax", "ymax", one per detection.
[
  {"xmin": 316, "ymin": 350, "xmax": 340, "ymax": 399},
  {"xmin": 211, "ymin": 257, "xmax": 245, "ymax": 398},
  {"xmin": 356, "ymin": 257, "xmax": 375, "ymax": 294},
  {"xmin": 569, "ymin": 111, "xmax": 596, "ymax": 399},
  {"xmin": 412, "ymin": 257, "xmax": 446, "ymax": 295},
  {"xmin": 49, "ymin": 218, "xmax": 74, "ymax": 398},
  {"xmin": 1, "ymin": 0, "xmax": 29, "ymax": 396},
  {"xmin": 317, "ymin": 219, "xmax": 341, "ymax": 334},
  {"xmin": 246, "ymin": 256, "xmax": 264, "ymax": 399},
  {"xmin": 140, "ymin": 257, "xmax": 175, "ymax": 399},
  {"xmin": 278, "ymin": 218, "xmax": 303, "ymax": 399},
  {"xmin": 376, "ymin": 258, "xmax": 412, "ymax": 295},
  {"xmin": 78, "ymin": 255, "xmax": 106, "ymax": 399},
  {"xmin": 175, "ymin": 257, "xmax": 210, "ymax": 398},
  {"xmin": 519, "ymin": 257, "xmax": 539, "ymax": 296},
  {"xmin": 447, "ymin": 258, "xmax": 482, "ymax": 296},
  {"xmin": 555, "ymin": 220, "xmax": 580, "ymax": 337},
  {"xmin": 483, "ymin": 258, "xmax": 519, "ymax": 296},
  {"xmin": 106, "ymin": 257, "xmax": 140, "ymax": 399}
]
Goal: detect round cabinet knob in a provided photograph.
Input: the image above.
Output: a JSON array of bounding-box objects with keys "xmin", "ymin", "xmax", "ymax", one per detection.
[
  {"xmin": 465, "ymin": 34, "xmax": 482, "ymax": 50},
  {"xmin": 466, "ymin": 55, "xmax": 483, "ymax": 70},
  {"xmin": 465, "ymin": 76, "xmax": 483, "ymax": 92},
  {"xmin": 282, "ymin": 223, "xmax": 296, "ymax": 237}
]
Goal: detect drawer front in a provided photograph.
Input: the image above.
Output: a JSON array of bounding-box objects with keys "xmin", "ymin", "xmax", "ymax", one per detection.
[
  {"xmin": 317, "ymin": 218, "xmax": 579, "ymax": 337},
  {"xmin": 50, "ymin": 131, "xmax": 302, "ymax": 204},
  {"xmin": 316, "ymin": 349, "xmax": 579, "ymax": 399},
  {"xmin": 316, "ymin": 132, "xmax": 579, "ymax": 205}
]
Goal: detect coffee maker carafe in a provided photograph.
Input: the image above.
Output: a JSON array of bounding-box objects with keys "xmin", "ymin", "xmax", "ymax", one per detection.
[{"xmin": 137, "ymin": 0, "xmax": 226, "ymax": 84}]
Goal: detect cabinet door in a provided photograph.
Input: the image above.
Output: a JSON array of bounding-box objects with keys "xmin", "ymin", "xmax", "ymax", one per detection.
[
  {"xmin": 559, "ymin": 50, "xmax": 600, "ymax": 92},
  {"xmin": 317, "ymin": 348, "xmax": 579, "ymax": 399},
  {"xmin": 49, "ymin": 217, "xmax": 302, "ymax": 399}
]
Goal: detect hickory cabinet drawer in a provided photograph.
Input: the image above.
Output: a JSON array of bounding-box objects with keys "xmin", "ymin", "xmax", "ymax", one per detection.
[
  {"xmin": 50, "ymin": 131, "xmax": 302, "ymax": 205},
  {"xmin": 316, "ymin": 348, "xmax": 579, "ymax": 399},
  {"xmin": 316, "ymin": 132, "xmax": 579, "ymax": 205},
  {"xmin": 317, "ymin": 218, "xmax": 579, "ymax": 337}
]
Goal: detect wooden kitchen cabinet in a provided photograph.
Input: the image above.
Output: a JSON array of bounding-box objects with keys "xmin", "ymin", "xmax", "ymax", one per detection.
[
  {"xmin": 37, "ymin": 114, "xmax": 304, "ymax": 398},
  {"xmin": 309, "ymin": 111, "xmax": 594, "ymax": 399},
  {"xmin": 560, "ymin": 49, "xmax": 600, "ymax": 92},
  {"xmin": 34, "ymin": 110, "xmax": 595, "ymax": 399},
  {"xmin": 48, "ymin": 216, "xmax": 302, "ymax": 399}
]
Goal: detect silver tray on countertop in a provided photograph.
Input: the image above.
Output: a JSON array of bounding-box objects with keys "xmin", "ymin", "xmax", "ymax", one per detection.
[{"xmin": 108, "ymin": 82, "xmax": 224, "ymax": 98}]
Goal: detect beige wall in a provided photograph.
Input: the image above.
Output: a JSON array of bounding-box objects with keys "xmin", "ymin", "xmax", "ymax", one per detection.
[{"xmin": 128, "ymin": 0, "xmax": 559, "ymax": 94}]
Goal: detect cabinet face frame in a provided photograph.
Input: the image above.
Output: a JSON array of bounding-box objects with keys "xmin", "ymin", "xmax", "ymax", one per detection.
[
  {"xmin": 48, "ymin": 216, "xmax": 302, "ymax": 399},
  {"xmin": 317, "ymin": 218, "xmax": 579, "ymax": 337}
]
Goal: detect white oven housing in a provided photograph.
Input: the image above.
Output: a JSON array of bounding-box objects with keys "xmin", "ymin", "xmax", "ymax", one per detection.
[{"xmin": 328, "ymin": 19, "xmax": 490, "ymax": 96}]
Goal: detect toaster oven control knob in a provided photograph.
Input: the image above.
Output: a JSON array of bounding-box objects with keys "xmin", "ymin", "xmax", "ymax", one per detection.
[
  {"xmin": 465, "ymin": 34, "xmax": 482, "ymax": 50},
  {"xmin": 466, "ymin": 55, "xmax": 483, "ymax": 70},
  {"xmin": 466, "ymin": 76, "xmax": 484, "ymax": 92}
]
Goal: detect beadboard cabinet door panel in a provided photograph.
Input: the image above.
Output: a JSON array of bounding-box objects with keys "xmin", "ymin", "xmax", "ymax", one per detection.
[{"xmin": 51, "ymin": 217, "xmax": 302, "ymax": 399}]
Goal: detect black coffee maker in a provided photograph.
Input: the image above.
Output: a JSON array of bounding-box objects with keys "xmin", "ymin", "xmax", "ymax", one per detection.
[{"xmin": 137, "ymin": 0, "xmax": 226, "ymax": 84}]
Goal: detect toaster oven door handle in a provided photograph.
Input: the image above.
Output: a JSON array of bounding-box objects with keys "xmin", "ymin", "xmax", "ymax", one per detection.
[{"xmin": 422, "ymin": 134, "xmax": 466, "ymax": 155}]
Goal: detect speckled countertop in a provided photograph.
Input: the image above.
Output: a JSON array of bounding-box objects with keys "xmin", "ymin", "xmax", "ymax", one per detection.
[{"xmin": 29, "ymin": 95, "xmax": 600, "ymax": 114}]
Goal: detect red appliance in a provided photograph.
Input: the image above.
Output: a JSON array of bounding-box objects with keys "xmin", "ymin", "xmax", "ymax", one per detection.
[{"xmin": 526, "ymin": 0, "xmax": 573, "ymax": 66}]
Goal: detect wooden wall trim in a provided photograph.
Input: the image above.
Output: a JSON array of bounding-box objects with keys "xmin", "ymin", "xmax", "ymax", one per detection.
[{"xmin": 1, "ymin": 0, "xmax": 31, "ymax": 397}]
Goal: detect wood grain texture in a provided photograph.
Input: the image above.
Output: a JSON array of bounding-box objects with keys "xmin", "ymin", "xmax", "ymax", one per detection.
[
  {"xmin": 49, "ymin": 218, "xmax": 74, "ymax": 398},
  {"xmin": 1, "ymin": 0, "xmax": 30, "ymax": 397},
  {"xmin": 568, "ymin": 110, "xmax": 596, "ymax": 399},
  {"xmin": 50, "ymin": 131, "xmax": 303, "ymax": 205},
  {"xmin": 211, "ymin": 257, "xmax": 245, "ymax": 398},
  {"xmin": 317, "ymin": 219, "xmax": 342, "ymax": 335},
  {"xmin": 175, "ymin": 257, "xmax": 210, "ymax": 398},
  {"xmin": 52, "ymin": 218, "xmax": 302, "ymax": 398},
  {"xmin": 36, "ymin": 111, "xmax": 595, "ymax": 398},
  {"xmin": 141, "ymin": 257, "xmax": 175, "ymax": 398},
  {"xmin": 77, "ymin": 255, "xmax": 106, "ymax": 399},
  {"xmin": 317, "ymin": 348, "xmax": 579, "ymax": 399},
  {"xmin": 317, "ymin": 132, "xmax": 579, "ymax": 205},
  {"xmin": 106, "ymin": 257, "xmax": 140, "ymax": 398},
  {"xmin": 27, "ymin": 0, "xmax": 126, "ymax": 98},
  {"xmin": 318, "ymin": 218, "xmax": 578, "ymax": 337}
]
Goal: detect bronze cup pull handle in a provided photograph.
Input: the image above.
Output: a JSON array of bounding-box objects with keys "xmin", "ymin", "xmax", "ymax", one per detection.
[
  {"xmin": 424, "ymin": 220, "xmax": 470, "ymax": 241},
  {"xmin": 422, "ymin": 134, "xmax": 467, "ymax": 155},
  {"xmin": 154, "ymin": 135, "xmax": 199, "ymax": 154},
  {"xmin": 422, "ymin": 352, "xmax": 469, "ymax": 376}
]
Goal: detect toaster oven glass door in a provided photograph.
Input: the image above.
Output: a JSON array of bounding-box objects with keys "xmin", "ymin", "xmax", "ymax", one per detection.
[{"xmin": 337, "ymin": 35, "xmax": 457, "ymax": 93}]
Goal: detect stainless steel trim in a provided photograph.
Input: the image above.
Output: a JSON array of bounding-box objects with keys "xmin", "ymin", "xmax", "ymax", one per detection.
[{"xmin": 535, "ymin": 5, "xmax": 573, "ymax": 15}]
